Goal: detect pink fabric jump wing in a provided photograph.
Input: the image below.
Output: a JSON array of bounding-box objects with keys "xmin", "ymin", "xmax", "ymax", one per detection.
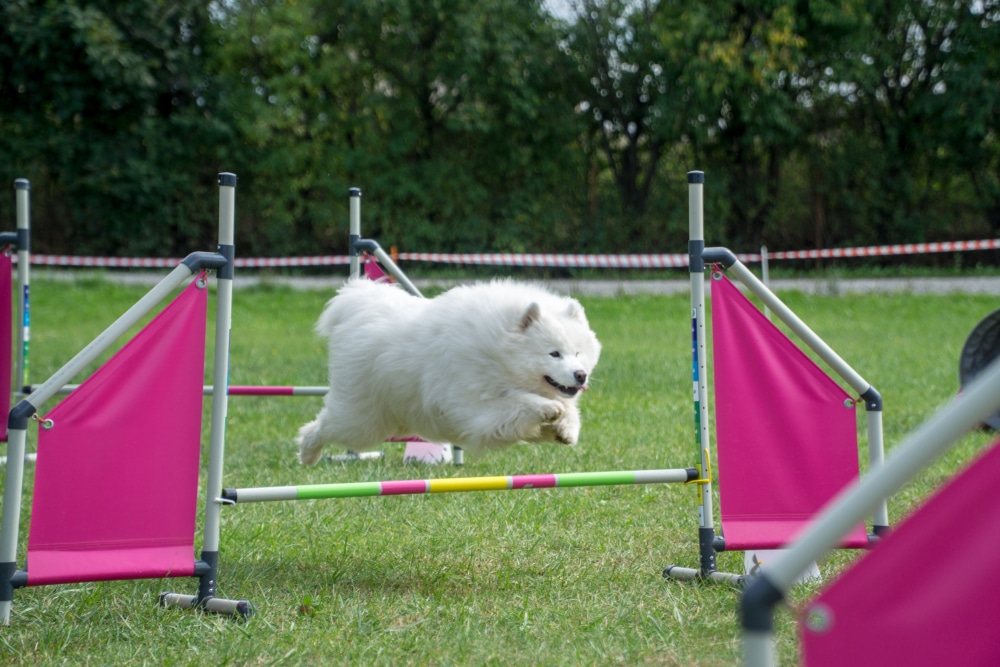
[
  {"xmin": 363, "ymin": 255, "xmax": 392, "ymax": 282},
  {"xmin": 711, "ymin": 273, "xmax": 868, "ymax": 550},
  {"xmin": 802, "ymin": 437, "xmax": 1000, "ymax": 666},
  {"xmin": 26, "ymin": 279, "xmax": 208, "ymax": 585}
]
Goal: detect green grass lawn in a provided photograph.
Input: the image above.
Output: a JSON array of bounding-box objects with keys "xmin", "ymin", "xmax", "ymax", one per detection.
[{"xmin": 1, "ymin": 275, "xmax": 996, "ymax": 666}]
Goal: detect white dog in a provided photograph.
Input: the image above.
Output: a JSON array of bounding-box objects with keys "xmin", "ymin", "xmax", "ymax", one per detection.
[{"xmin": 296, "ymin": 279, "xmax": 602, "ymax": 464}]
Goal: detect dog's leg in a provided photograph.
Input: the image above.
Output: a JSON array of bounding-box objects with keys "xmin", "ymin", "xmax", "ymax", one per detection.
[
  {"xmin": 296, "ymin": 418, "xmax": 327, "ymax": 465},
  {"xmin": 297, "ymin": 401, "xmax": 395, "ymax": 464}
]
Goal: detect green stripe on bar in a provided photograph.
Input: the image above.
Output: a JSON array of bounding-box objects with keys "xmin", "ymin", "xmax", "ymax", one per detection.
[
  {"xmin": 556, "ymin": 471, "xmax": 635, "ymax": 487},
  {"xmin": 297, "ymin": 481, "xmax": 382, "ymax": 500}
]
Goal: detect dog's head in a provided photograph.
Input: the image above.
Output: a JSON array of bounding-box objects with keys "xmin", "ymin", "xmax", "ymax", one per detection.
[{"xmin": 517, "ymin": 299, "xmax": 601, "ymax": 399}]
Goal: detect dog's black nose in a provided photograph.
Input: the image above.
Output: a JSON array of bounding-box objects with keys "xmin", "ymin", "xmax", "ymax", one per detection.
[{"xmin": 574, "ymin": 370, "xmax": 587, "ymax": 385}]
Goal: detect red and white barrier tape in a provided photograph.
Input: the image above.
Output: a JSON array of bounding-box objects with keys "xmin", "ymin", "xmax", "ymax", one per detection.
[
  {"xmin": 26, "ymin": 255, "xmax": 351, "ymax": 269},
  {"xmin": 22, "ymin": 238, "xmax": 1000, "ymax": 270},
  {"xmin": 758, "ymin": 238, "xmax": 1000, "ymax": 261},
  {"xmin": 397, "ymin": 253, "xmax": 691, "ymax": 268}
]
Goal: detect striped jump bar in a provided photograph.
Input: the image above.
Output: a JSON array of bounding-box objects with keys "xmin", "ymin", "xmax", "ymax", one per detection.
[
  {"xmin": 222, "ymin": 468, "xmax": 698, "ymax": 503},
  {"xmin": 213, "ymin": 385, "xmax": 328, "ymax": 396},
  {"xmin": 41, "ymin": 384, "xmax": 330, "ymax": 397}
]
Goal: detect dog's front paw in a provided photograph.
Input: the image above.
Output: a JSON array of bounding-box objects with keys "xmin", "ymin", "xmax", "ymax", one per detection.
[
  {"xmin": 553, "ymin": 406, "xmax": 581, "ymax": 445},
  {"xmin": 539, "ymin": 400, "xmax": 565, "ymax": 424}
]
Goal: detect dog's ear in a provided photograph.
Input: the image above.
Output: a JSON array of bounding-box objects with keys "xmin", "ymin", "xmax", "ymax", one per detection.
[
  {"xmin": 565, "ymin": 300, "xmax": 586, "ymax": 322},
  {"xmin": 519, "ymin": 302, "xmax": 542, "ymax": 331}
]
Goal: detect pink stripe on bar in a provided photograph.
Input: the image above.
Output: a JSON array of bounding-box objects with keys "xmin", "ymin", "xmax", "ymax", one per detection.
[
  {"xmin": 380, "ymin": 480, "xmax": 429, "ymax": 495},
  {"xmin": 228, "ymin": 385, "xmax": 295, "ymax": 396},
  {"xmin": 511, "ymin": 474, "xmax": 557, "ymax": 489}
]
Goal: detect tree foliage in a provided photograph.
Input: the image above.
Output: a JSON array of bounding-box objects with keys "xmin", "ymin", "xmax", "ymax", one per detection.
[
  {"xmin": 0, "ymin": 0, "xmax": 231, "ymax": 255},
  {"xmin": 213, "ymin": 0, "xmax": 584, "ymax": 255},
  {"xmin": 1, "ymin": 0, "xmax": 997, "ymax": 259}
]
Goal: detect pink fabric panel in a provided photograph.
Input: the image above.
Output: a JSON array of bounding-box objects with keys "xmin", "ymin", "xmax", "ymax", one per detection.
[
  {"xmin": 363, "ymin": 256, "xmax": 391, "ymax": 282},
  {"xmin": 27, "ymin": 279, "xmax": 207, "ymax": 585},
  {"xmin": 721, "ymin": 518, "xmax": 867, "ymax": 551},
  {"xmin": 0, "ymin": 253, "xmax": 11, "ymax": 442},
  {"xmin": 27, "ymin": 546, "xmax": 196, "ymax": 584},
  {"xmin": 802, "ymin": 439, "xmax": 1000, "ymax": 666},
  {"xmin": 711, "ymin": 274, "xmax": 867, "ymax": 550}
]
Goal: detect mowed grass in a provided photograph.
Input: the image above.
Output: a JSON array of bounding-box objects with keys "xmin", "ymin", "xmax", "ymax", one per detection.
[{"xmin": 1, "ymin": 274, "xmax": 996, "ymax": 666}]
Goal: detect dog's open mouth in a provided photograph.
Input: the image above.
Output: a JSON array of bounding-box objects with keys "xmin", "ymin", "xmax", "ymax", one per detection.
[{"xmin": 545, "ymin": 376, "xmax": 584, "ymax": 397}]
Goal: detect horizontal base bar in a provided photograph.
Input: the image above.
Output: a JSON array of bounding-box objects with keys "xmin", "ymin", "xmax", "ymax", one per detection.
[
  {"xmin": 159, "ymin": 592, "xmax": 254, "ymax": 618},
  {"xmin": 0, "ymin": 453, "xmax": 36, "ymax": 466},
  {"xmin": 662, "ymin": 565, "xmax": 749, "ymax": 587},
  {"xmin": 321, "ymin": 451, "xmax": 385, "ymax": 463}
]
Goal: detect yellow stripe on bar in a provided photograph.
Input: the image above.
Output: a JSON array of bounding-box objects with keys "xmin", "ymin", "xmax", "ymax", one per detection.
[{"xmin": 428, "ymin": 476, "xmax": 510, "ymax": 493}]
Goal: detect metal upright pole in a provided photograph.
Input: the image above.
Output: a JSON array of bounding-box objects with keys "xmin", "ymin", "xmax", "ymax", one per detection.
[
  {"xmin": 664, "ymin": 171, "xmax": 748, "ymax": 584},
  {"xmin": 349, "ymin": 188, "xmax": 361, "ymax": 279},
  {"xmin": 661, "ymin": 173, "xmax": 747, "ymax": 585},
  {"xmin": 760, "ymin": 245, "xmax": 771, "ymax": 321},
  {"xmin": 197, "ymin": 173, "xmax": 237, "ymax": 610},
  {"xmin": 14, "ymin": 179, "xmax": 29, "ymax": 395},
  {"xmin": 0, "ymin": 424, "xmax": 26, "ymax": 624},
  {"xmin": 688, "ymin": 171, "xmax": 717, "ymax": 576},
  {"xmin": 867, "ymin": 410, "xmax": 889, "ymax": 535}
]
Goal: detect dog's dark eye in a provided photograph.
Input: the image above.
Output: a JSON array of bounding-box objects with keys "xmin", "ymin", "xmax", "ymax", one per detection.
[{"xmin": 550, "ymin": 351, "xmax": 561, "ymax": 358}]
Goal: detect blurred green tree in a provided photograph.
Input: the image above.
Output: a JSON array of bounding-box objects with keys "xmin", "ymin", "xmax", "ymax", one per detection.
[
  {"xmin": 1, "ymin": 0, "xmax": 997, "ymax": 260},
  {"xmin": 215, "ymin": 0, "xmax": 585, "ymax": 255},
  {"xmin": 0, "ymin": 0, "xmax": 231, "ymax": 255}
]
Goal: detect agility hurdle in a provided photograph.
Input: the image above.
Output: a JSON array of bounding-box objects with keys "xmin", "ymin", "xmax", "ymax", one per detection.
[
  {"xmin": 0, "ymin": 173, "xmax": 248, "ymax": 624},
  {"xmin": 201, "ymin": 169, "xmax": 889, "ymax": 612},
  {"xmin": 221, "ymin": 468, "xmax": 697, "ymax": 503},
  {"xmin": 664, "ymin": 171, "xmax": 887, "ymax": 585}
]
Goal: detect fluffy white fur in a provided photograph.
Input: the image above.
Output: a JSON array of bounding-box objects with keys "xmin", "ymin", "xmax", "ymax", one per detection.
[{"xmin": 296, "ymin": 279, "xmax": 602, "ymax": 465}]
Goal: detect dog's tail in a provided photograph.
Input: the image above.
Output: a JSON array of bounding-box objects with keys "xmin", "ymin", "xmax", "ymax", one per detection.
[{"xmin": 296, "ymin": 419, "xmax": 325, "ymax": 465}]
